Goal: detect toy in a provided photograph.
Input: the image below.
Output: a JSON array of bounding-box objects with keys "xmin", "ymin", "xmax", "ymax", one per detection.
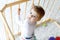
[
  {"xmin": 56, "ymin": 36, "xmax": 60, "ymax": 40},
  {"xmin": 42, "ymin": 22, "xmax": 47, "ymax": 27},
  {"xmin": 49, "ymin": 36, "xmax": 55, "ymax": 40},
  {"xmin": 34, "ymin": 36, "xmax": 37, "ymax": 40}
]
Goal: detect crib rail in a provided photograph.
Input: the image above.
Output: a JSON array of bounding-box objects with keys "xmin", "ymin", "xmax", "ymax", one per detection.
[
  {"xmin": 0, "ymin": 0, "xmax": 59, "ymax": 40},
  {"xmin": 0, "ymin": 0, "xmax": 29, "ymax": 40},
  {"xmin": 0, "ymin": 0, "xmax": 29, "ymax": 12}
]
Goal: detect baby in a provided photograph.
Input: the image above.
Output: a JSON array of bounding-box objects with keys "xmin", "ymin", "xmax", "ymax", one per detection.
[{"xmin": 17, "ymin": 5, "xmax": 45, "ymax": 40}]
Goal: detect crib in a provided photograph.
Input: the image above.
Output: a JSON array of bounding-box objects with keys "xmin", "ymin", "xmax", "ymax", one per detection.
[{"xmin": 0, "ymin": 0, "xmax": 60, "ymax": 40}]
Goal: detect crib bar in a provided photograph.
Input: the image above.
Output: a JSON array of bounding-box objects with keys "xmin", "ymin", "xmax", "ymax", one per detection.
[
  {"xmin": 32, "ymin": 0, "xmax": 34, "ymax": 5},
  {"xmin": 18, "ymin": 4, "xmax": 20, "ymax": 32},
  {"xmin": 45, "ymin": 0, "xmax": 50, "ymax": 10},
  {"xmin": 2, "ymin": 11, "xmax": 10, "ymax": 40},
  {"xmin": 43, "ymin": 0, "xmax": 45, "ymax": 6},
  {"xmin": 1, "ymin": 0, "xmax": 29, "ymax": 12},
  {"xmin": 0, "ymin": 12, "xmax": 15, "ymax": 40},
  {"xmin": 48, "ymin": 0, "xmax": 56, "ymax": 17},
  {"xmin": 38, "ymin": 0, "xmax": 40, "ymax": 6},
  {"xmin": 54, "ymin": 21, "xmax": 60, "ymax": 28},
  {"xmin": 10, "ymin": 6, "xmax": 14, "ymax": 34},
  {"xmin": 30, "ymin": 0, "xmax": 34, "ymax": 12},
  {"xmin": 49, "ymin": 0, "xmax": 56, "ymax": 11},
  {"xmin": 24, "ymin": 2, "xmax": 27, "ymax": 19},
  {"xmin": 1, "ymin": 5, "xmax": 7, "ymax": 12}
]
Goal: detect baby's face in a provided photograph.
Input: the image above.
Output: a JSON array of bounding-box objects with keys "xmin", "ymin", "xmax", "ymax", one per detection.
[{"xmin": 28, "ymin": 9, "xmax": 39, "ymax": 23}]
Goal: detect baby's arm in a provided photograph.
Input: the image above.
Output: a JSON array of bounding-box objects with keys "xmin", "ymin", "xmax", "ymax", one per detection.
[
  {"xmin": 14, "ymin": 8, "xmax": 22, "ymax": 37},
  {"xmin": 14, "ymin": 20, "xmax": 21, "ymax": 37},
  {"xmin": 36, "ymin": 18, "xmax": 60, "ymax": 28},
  {"xmin": 15, "ymin": 19, "xmax": 22, "ymax": 37},
  {"xmin": 36, "ymin": 18, "xmax": 52, "ymax": 27},
  {"xmin": 14, "ymin": 32, "xmax": 21, "ymax": 37}
]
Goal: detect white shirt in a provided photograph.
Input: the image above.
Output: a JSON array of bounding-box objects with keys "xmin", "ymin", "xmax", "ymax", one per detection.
[{"xmin": 20, "ymin": 19, "xmax": 36, "ymax": 37}]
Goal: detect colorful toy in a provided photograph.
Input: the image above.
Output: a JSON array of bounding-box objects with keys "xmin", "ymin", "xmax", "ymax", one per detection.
[
  {"xmin": 34, "ymin": 36, "xmax": 37, "ymax": 40},
  {"xmin": 56, "ymin": 36, "xmax": 60, "ymax": 40},
  {"xmin": 42, "ymin": 22, "xmax": 47, "ymax": 27},
  {"xmin": 49, "ymin": 37, "xmax": 55, "ymax": 40}
]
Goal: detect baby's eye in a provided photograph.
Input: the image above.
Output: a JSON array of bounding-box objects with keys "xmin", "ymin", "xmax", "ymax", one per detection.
[
  {"xmin": 30, "ymin": 12, "xmax": 32, "ymax": 14},
  {"xmin": 33, "ymin": 16, "xmax": 36, "ymax": 17}
]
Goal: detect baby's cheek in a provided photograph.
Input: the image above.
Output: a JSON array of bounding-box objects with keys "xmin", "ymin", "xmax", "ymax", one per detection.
[
  {"xmin": 31, "ymin": 18, "xmax": 36, "ymax": 22},
  {"xmin": 28, "ymin": 16, "xmax": 31, "ymax": 19}
]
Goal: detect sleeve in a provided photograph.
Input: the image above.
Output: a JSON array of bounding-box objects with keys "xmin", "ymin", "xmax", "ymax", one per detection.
[{"xmin": 17, "ymin": 15, "xmax": 23, "ymax": 26}]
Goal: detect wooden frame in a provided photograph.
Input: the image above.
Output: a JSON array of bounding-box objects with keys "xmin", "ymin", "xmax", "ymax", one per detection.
[
  {"xmin": 38, "ymin": 0, "xmax": 40, "ymax": 6},
  {"xmin": 0, "ymin": 12, "xmax": 15, "ymax": 40},
  {"xmin": 36, "ymin": 18, "xmax": 60, "ymax": 28},
  {"xmin": 0, "ymin": 0, "xmax": 29, "ymax": 40},
  {"xmin": 0, "ymin": 0, "xmax": 29, "ymax": 12},
  {"xmin": 14, "ymin": 18, "xmax": 60, "ymax": 37},
  {"xmin": 0, "ymin": 0, "xmax": 60, "ymax": 39}
]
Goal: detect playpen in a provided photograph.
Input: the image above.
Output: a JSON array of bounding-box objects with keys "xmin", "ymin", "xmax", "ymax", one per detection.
[{"xmin": 0, "ymin": 0, "xmax": 60, "ymax": 40}]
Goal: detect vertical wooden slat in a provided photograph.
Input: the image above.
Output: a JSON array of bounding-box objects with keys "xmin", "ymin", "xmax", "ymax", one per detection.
[
  {"xmin": 24, "ymin": 2, "xmax": 27, "ymax": 20},
  {"xmin": 14, "ymin": 0, "xmax": 21, "ymax": 36},
  {"xmin": 48, "ymin": 0, "xmax": 56, "ymax": 12},
  {"xmin": 45, "ymin": 0, "xmax": 50, "ymax": 10},
  {"xmin": 2, "ymin": 11, "xmax": 10, "ymax": 40},
  {"xmin": 18, "ymin": 4, "xmax": 20, "ymax": 33},
  {"xmin": 32, "ymin": 0, "xmax": 34, "ymax": 5},
  {"xmin": 38, "ymin": 0, "xmax": 40, "ymax": 6},
  {"xmin": 30, "ymin": 0, "xmax": 34, "ymax": 12},
  {"xmin": 45, "ymin": 0, "xmax": 56, "ymax": 18},
  {"xmin": 59, "ymin": 7, "xmax": 60, "ymax": 10},
  {"xmin": 43, "ymin": 0, "xmax": 45, "ymax": 6},
  {"xmin": 2, "ymin": 0, "xmax": 9, "ymax": 39},
  {"xmin": 10, "ymin": 6, "xmax": 14, "ymax": 34},
  {"xmin": 0, "ymin": 12, "xmax": 15, "ymax": 40},
  {"xmin": 48, "ymin": 0, "xmax": 56, "ymax": 17}
]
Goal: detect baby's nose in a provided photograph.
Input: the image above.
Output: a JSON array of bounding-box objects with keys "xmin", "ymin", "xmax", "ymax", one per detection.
[{"xmin": 28, "ymin": 16, "xmax": 31, "ymax": 19}]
